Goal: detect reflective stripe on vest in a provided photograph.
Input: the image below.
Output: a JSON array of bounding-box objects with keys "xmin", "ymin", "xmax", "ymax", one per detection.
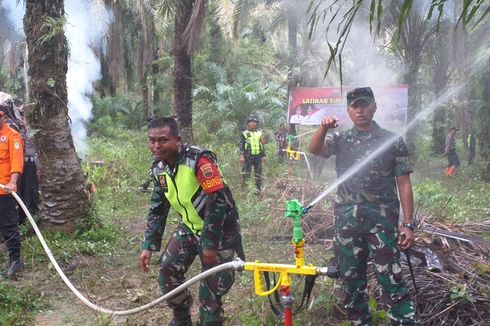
[
  {"xmin": 243, "ymin": 130, "xmax": 263, "ymax": 155},
  {"xmin": 156, "ymin": 156, "xmax": 206, "ymax": 235}
]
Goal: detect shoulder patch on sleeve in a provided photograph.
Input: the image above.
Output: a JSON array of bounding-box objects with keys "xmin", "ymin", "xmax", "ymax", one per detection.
[{"xmin": 200, "ymin": 163, "xmax": 214, "ymax": 179}]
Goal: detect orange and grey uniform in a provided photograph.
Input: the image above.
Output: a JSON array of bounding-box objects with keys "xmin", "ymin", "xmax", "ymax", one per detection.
[
  {"xmin": 0, "ymin": 122, "xmax": 24, "ymax": 262},
  {"xmin": 240, "ymin": 129, "xmax": 265, "ymax": 191}
]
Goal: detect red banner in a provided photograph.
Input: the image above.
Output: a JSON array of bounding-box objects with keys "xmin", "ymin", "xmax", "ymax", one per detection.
[{"xmin": 288, "ymin": 85, "xmax": 408, "ymax": 130}]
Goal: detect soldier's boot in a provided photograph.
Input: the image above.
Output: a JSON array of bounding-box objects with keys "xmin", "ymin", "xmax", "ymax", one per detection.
[
  {"xmin": 448, "ymin": 166, "xmax": 456, "ymax": 177},
  {"xmin": 444, "ymin": 167, "xmax": 450, "ymax": 176},
  {"xmin": 168, "ymin": 307, "xmax": 192, "ymax": 326},
  {"xmin": 0, "ymin": 259, "xmax": 24, "ymax": 278}
]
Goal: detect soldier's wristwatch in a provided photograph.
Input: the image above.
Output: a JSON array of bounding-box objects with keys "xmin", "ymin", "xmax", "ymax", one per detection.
[{"xmin": 402, "ymin": 222, "xmax": 416, "ymax": 231}]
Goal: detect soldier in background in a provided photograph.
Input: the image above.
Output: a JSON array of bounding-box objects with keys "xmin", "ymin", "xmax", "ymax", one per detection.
[
  {"xmin": 467, "ymin": 131, "xmax": 476, "ymax": 165},
  {"xmin": 273, "ymin": 124, "xmax": 288, "ymax": 163},
  {"xmin": 239, "ymin": 116, "xmax": 266, "ymax": 193},
  {"xmin": 443, "ymin": 127, "xmax": 460, "ymax": 177}
]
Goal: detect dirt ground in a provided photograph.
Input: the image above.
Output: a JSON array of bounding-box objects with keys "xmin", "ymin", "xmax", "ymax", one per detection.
[
  {"xmin": 5, "ymin": 209, "xmax": 332, "ymax": 326},
  {"xmin": 5, "ymin": 158, "xmax": 489, "ymax": 325}
]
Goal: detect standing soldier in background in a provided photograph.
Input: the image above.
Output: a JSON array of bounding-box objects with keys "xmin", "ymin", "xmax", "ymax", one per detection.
[
  {"xmin": 273, "ymin": 124, "xmax": 288, "ymax": 163},
  {"xmin": 467, "ymin": 131, "xmax": 476, "ymax": 165},
  {"xmin": 443, "ymin": 127, "xmax": 460, "ymax": 177},
  {"xmin": 239, "ymin": 116, "xmax": 266, "ymax": 193},
  {"xmin": 0, "ymin": 104, "xmax": 24, "ymax": 278},
  {"xmin": 139, "ymin": 117, "xmax": 243, "ymax": 326}
]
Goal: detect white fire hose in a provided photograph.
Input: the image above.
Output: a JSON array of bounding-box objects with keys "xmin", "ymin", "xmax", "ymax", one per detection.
[{"xmin": 0, "ymin": 184, "xmax": 245, "ymax": 316}]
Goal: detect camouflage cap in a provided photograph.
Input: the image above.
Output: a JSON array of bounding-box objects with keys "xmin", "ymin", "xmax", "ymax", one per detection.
[{"xmin": 346, "ymin": 87, "xmax": 375, "ymax": 106}]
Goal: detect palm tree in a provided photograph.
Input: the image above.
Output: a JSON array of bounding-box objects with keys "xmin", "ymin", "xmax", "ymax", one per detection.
[
  {"xmin": 427, "ymin": 19, "xmax": 454, "ymax": 154},
  {"xmin": 308, "ymin": 0, "xmax": 489, "ymax": 80},
  {"xmin": 388, "ymin": 1, "xmax": 435, "ymax": 120},
  {"xmin": 153, "ymin": 0, "xmax": 244, "ymax": 143},
  {"xmin": 24, "ymin": 0, "xmax": 91, "ymax": 231},
  {"xmin": 173, "ymin": 0, "xmax": 195, "ymax": 143},
  {"xmin": 101, "ymin": 0, "xmax": 157, "ymax": 120}
]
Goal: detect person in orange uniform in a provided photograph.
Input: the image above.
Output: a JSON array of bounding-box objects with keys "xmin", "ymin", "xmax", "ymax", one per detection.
[{"xmin": 0, "ymin": 106, "xmax": 24, "ymax": 278}]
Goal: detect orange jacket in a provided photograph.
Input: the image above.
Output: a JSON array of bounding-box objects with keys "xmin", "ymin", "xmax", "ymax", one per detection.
[{"xmin": 0, "ymin": 123, "xmax": 24, "ymax": 194}]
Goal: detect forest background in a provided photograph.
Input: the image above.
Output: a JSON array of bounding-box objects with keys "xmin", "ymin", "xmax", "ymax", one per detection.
[{"xmin": 0, "ymin": 0, "xmax": 489, "ymax": 325}]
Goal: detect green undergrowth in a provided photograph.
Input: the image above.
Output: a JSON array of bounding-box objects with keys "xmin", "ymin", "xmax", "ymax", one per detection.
[
  {"xmin": 0, "ymin": 281, "xmax": 47, "ymax": 325},
  {"xmin": 20, "ymin": 218, "xmax": 123, "ymax": 265},
  {"xmin": 413, "ymin": 176, "xmax": 490, "ymax": 223}
]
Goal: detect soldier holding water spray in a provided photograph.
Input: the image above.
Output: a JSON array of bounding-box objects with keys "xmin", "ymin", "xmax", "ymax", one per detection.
[{"xmin": 309, "ymin": 87, "xmax": 419, "ymax": 325}]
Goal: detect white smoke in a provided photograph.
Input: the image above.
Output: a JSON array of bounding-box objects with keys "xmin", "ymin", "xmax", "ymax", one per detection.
[
  {"xmin": 2, "ymin": 0, "xmax": 112, "ymax": 157},
  {"xmin": 65, "ymin": 0, "xmax": 112, "ymax": 156},
  {"xmin": 1, "ymin": 0, "xmax": 25, "ymax": 37}
]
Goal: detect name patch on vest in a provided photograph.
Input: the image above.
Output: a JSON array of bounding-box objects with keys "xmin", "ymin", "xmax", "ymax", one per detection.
[{"xmin": 158, "ymin": 174, "xmax": 168, "ymax": 191}]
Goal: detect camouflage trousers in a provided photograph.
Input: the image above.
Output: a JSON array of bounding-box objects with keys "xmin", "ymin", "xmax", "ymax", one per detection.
[
  {"xmin": 158, "ymin": 224, "xmax": 236, "ymax": 326},
  {"xmin": 241, "ymin": 155, "xmax": 263, "ymax": 191},
  {"xmin": 333, "ymin": 204, "xmax": 419, "ymax": 326}
]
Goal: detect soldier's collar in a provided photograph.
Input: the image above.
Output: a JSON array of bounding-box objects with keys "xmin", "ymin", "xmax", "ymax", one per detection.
[
  {"xmin": 351, "ymin": 120, "xmax": 381, "ymax": 136},
  {"xmin": 175, "ymin": 144, "xmax": 187, "ymax": 164}
]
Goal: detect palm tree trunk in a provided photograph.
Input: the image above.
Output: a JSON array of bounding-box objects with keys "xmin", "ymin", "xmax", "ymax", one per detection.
[
  {"xmin": 24, "ymin": 0, "xmax": 91, "ymax": 232},
  {"xmin": 173, "ymin": 0, "xmax": 195, "ymax": 144}
]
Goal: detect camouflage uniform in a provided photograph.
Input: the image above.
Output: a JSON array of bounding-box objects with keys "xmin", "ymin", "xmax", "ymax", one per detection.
[
  {"xmin": 142, "ymin": 144, "xmax": 243, "ymax": 325},
  {"xmin": 326, "ymin": 121, "xmax": 418, "ymax": 325},
  {"xmin": 445, "ymin": 132, "xmax": 460, "ymax": 168},
  {"xmin": 274, "ymin": 128, "xmax": 288, "ymax": 162}
]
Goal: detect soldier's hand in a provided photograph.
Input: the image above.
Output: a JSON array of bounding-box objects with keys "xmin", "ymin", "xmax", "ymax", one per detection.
[
  {"xmin": 398, "ymin": 228, "xmax": 415, "ymax": 250},
  {"xmin": 140, "ymin": 250, "xmax": 152, "ymax": 273},
  {"xmin": 320, "ymin": 115, "xmax": 339, "ymax": 130},
  {"xmin": 202, "ymin": 248, "xmax": 218, "ymax": 266},
  {"xmin": 239, "ymin": 154, "xmax": 245, "ymax": 164}
]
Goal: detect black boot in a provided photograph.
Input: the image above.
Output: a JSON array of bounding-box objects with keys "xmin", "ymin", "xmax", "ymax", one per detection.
[
  {"xmin": 0, "ymin": 259, "xmax": 24, "ymax": 278},
  {"xmin": 168, "ymin": 307, "xmax": 192, "ymax": 326}
]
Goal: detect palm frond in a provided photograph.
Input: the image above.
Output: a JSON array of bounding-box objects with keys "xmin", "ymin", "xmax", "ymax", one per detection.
[
  {"xmin": 215, "ymin": 0, "xmax": 236, "ymax": 39},
  {"xmin": 153, "ymin": 0, "xmax": 179, "ymax": 30},
  {"xmin": 183, "ymin": 0, "xmax": 207, "ymax": 55}
]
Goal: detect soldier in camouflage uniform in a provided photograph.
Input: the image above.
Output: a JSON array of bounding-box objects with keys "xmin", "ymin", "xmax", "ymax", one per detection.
[
  {"xmin": 139, "ymin": 117, "xmax": 243, "ymax": 326},
  {"xmin": 309, "ymin": 87, "xmax": 418, "ymax": 326},
  {"xmin": 443, "ymin": 127, "xmax": 460, "ymax": 176},
  {"xmin": 239, "ymin": 116, "xmax": 266, "ymax": 193}
]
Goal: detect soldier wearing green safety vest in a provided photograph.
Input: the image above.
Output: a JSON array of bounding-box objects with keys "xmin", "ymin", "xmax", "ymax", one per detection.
[
  {"xmin": 239, "ymin": 116, "xmax": 266, "ymax": 193},
  {"xmin": 139, "ymin": 117, "xmax": 243, "ymax": 326}
]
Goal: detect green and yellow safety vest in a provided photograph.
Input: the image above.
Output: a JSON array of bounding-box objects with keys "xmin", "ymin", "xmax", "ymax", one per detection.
[
  {"xmin": 153, "ymin": 146, "xmax": 217, "ymax": 235},
  {"xmin": 242, "ymin": 130, "xmax": 263, "ymax": 156}
]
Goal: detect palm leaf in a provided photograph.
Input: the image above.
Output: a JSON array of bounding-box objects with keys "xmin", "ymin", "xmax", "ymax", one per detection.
[
  {"xmin": 215, "ymin": 0, "xmax": 236, "ymax": 38},
  {"xmin": 183, "ymin": 0, "xmax": 207, "ymax": 55},
  {"xmin": 397, "ymin": 0, "xmax": 413, "ymax": 36}
]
